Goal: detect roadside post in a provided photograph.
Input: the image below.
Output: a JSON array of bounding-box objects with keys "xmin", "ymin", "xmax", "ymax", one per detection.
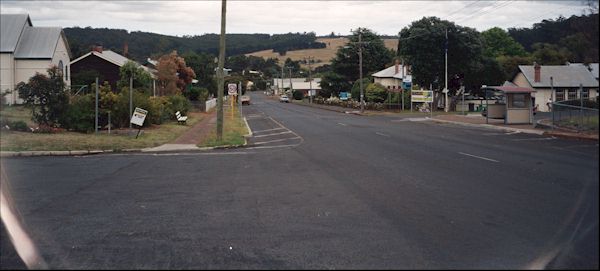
[
  {"xmin": 239, "ymin": 81, "xmax": 242, "ymax": 119},
  {"xmin": 130, "ymin": 107, "xmax": 148, "ymax": 139},
  {"xmin": 228, "ymin": 83, "xmax": 237, "ymax": 119},
  {"xmin": 95, "ymin": 77, "xmax": 99, "ymax": 134}
]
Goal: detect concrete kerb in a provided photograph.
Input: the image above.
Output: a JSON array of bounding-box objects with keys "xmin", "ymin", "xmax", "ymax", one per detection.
[
  {"xmin": 0, "ymin": 148, "xmax": 143, "ymax": 157},
  {"xmin": 431, "ymin": 118, "xmax": 545, "ymax": 135}
]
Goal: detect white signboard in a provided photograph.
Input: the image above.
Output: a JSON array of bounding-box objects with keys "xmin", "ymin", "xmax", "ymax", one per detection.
[
  {"xmin": 228, "ymin": 83, "xmax": 237, "ymax": 95},
  {"xmin": 403, "ymin": 75, "xmax": 412, "ymax": 83},
  {"xmin": 411, "ymin": 90, "xmax": 433, "ymax": 103},
  {"xmin": 130, "ymin": 107, "xmax": 148, "ymax": 126}
]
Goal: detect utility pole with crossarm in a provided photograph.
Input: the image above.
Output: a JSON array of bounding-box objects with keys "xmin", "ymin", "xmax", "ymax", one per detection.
[{"xmin": 346, "ymin": 28, "xmax": 371, "ymax": 114}]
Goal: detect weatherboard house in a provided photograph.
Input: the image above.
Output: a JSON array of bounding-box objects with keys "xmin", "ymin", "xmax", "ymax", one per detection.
[
  {"xmin": 510, "ymin": 62, "xmax": 599, "ymax": 112},
  {"xmin": 0, "ymin": 14, "xmax": 72, "ymax": 105},
  {"xmin": 70, "ymin": 46, "xmax": 155, "ymax": 91}
]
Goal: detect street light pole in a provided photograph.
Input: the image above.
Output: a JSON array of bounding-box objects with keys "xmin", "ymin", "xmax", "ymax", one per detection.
[
  {"xmin": 305, "ymin": 56, "xmax": 313, "ymax": 103},
  {"xmin": 359, "ymin": 29, "xmax": 364, "ymax": 114},
  {"xmin": 444, "ymin": 28, "xmax": 449, "ymax": 112},
  {"xmin": 129, "ymin": 75, "xmax": 133, "ymax": 129}
]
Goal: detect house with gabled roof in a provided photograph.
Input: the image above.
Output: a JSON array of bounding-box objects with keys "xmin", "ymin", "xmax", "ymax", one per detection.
[
  {"xmin": 371, "ymin": 60, "xmax": 410, "ymax": 92},
  {"xmin": 70, "ymin": 46, "xmax": 156, "ymax": 91},
  {"xmin": 0, "ymin": 14, "xmax": 72, "ymax": 105},
  {"xmin": 511, "ymin": 62, "xmax": 599, "ymax": 112}
]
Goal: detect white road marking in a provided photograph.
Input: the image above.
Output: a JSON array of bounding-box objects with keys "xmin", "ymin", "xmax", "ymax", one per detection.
[
  {"xmin": 338, "ymin": 122, "xmax": 347, "ymax": 126},
  {"xmin": 252, "ymin": 137, "xmax": 301, "ymax": 145},
  {"xmin": 253, "ymin": 131, "xmax": 293, "ymax": 138},
  {"xmin": 375, "ymin": 132, "xmax": 391, "ymax": 137},
  {"xmin": 246, "ymin": 144, "xmax": 300, "ymax": 150},
  {"xmin": 458, "ymin": 152, "xmax": 499, "ymax": 163},
  {"xmin": 252, "ymin": 127, "xmax": 285, "ymax": 133}
]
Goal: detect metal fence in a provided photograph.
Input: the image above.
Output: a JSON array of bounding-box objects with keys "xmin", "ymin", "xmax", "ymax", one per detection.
[{"xmin": 552, "ymin": 97, "xmax": 599, "ymax": 132}]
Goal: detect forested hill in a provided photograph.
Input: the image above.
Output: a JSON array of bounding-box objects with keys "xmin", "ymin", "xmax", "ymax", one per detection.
[
  {"xmin": 508, "ymin": 13, "xmax": 599, "ymax": 63},
  {"xmin": 64, "ymin": 27, "xmax": 326, "ymax": 62}
]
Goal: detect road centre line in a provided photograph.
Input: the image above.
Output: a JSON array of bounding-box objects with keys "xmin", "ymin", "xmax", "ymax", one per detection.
[
  {"xmin": 338, "ymin": 122, "xmax": 347, "ymax": 126},
  {"xmin": 253, "ymin": 131, "xmax": 293, "ymax": 138},
  {"xmin": 252, "ymin": 137, "xmax": 301, "ymax": 145},
  {"xmin": 458, "ymin": 152, "xmax": 499, "ymax": 163},
  {"xmin": 375, "ymin": 132, "xmax": 390, "ymax": 137}
]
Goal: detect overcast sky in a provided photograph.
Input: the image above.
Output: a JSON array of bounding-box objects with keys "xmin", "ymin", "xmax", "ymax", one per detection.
[{"xmin": 0, "ymin": 1, "xmax": 590, "ymax": 36}]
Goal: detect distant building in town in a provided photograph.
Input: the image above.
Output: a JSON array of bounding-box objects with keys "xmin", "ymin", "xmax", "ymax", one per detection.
[
  {"xmin": 511, "ymin": 62, "xmax": 599, "ymax": 112},
  {"xmin": 273, "ymin": 77, "xmax": 321, "ymax": 95},
  {"xmin": 0, "ymin": 14, "xmax": 72, "ymax": 105}
]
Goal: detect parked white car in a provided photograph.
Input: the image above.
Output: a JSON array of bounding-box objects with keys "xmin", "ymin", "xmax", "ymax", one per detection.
[{"xmin": 279, "ymin": 95, "xmax": 289, "ymax": 103}]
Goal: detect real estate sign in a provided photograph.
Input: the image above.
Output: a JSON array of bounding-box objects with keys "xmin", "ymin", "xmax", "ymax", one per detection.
[
  {"xmin": 130, "ymin": 107, "xmax": 148, "ymax": 126},
  {"xmin": 411, "ymin": 90, "xmax": 433, "ymax": 103}
]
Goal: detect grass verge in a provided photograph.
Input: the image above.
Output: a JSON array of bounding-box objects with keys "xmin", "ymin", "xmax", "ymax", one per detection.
[
  {"xmin": 198, "ymin": 106, "xmax": 249, "ymax": 148},
  {"xmin": 0, "ymin": 106, "xmax": 204, "ymax": 151}
]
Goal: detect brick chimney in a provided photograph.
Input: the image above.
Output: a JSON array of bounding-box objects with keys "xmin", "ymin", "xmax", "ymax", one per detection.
[
  {"xmin": 123, "ymin": 42, "xmax": 129, "ymax": 58},
  {"xmin": 534, "ymin": 62, "xmax": 541, "ymax": 83},
  {"xmin": 92, "ymin": 44, "xmax": 103, "ymax": 53},
  {"xmin": 395, "ymin": 59, "xmax": 400, "ymax": 75}
]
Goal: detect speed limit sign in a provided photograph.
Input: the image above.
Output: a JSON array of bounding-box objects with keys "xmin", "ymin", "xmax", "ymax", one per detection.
[{"xmin": 228, "ymin": 83, "xmax": 237, "ymax": 95}]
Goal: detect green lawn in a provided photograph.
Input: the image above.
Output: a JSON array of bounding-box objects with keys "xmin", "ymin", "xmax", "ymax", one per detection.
[
  {"xmin": 198, "ymin": 106, "xmax": 249, "ymax": 148},
  {"xmin": 0, "ymin": 105, "xmax": 204, "ymax": 151}
]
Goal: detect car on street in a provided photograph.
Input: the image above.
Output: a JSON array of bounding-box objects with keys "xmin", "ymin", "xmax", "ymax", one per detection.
[
  {"xmin": 241, "ymin": 95, "xmax": 251, "ymax": 105},
  {"xmin": 279, "ymin": 95, "xmax": 289, "ymax": 103}
]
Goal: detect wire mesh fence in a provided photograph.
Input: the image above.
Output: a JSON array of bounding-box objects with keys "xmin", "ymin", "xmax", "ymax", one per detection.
[{"xmin": 552, "ymin": 97, "xmax": 599, "ymax": 132}]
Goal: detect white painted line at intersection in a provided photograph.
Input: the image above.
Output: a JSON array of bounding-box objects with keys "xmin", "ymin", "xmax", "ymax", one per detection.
[
  {"xmin": 253, "ymin": 131, "xmax": 293, "ymax": 138},
  {"xmin": 252, "ymin": 127, "xmax": 286, "ymax": 134},
  {"xmin": 252, "ymin": 137, "xmax": 301, "ymax": 145},
  {"xmin": 458, "ymin": 152, "xmax": 499, "ymax": 163}
]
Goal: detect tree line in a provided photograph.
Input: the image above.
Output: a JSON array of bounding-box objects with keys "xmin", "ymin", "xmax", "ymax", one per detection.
[{"xmin": 65, "ymin": 28, "xmax": 325, "ymax": 63}]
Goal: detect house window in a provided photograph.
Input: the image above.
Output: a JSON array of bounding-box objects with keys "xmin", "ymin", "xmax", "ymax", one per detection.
[
  {"xmin": 568, "ymin": 89, "xmax": 577, "ymax": 100},
  {"xmin": 555, "ymin": 90, "xmax": 565, "ymax": 101},
  {"xmin": 58, "ymin": 60, "xmax": 64, "ymax": 77},
  {"xmin": 582, "ymin": 89, "xmax": 589, "ymax": 99}
]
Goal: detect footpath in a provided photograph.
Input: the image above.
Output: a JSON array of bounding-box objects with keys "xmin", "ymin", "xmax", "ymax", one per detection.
[{"xmin": 141, "ymin": 110, "xmax": 217, "ymax": 152}]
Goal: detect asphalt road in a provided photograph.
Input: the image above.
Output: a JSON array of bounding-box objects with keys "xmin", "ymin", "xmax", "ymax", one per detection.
[{"xmin": 1, "ymin": 92, "xmax": 598, "ymax": 269}]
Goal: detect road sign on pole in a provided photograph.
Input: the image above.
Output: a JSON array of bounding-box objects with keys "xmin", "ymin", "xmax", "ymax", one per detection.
[{"xmin": 228, "ymin": 83, "xmax": 237, "ymax": 96}]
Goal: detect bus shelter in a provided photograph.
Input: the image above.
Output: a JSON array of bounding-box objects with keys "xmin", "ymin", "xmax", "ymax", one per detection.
[{"xmin": 482, "ymin": 86, "xmax": 536, "ymax": 125}]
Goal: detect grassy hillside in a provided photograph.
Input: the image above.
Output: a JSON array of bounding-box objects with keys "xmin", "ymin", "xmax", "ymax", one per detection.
[{"xmin": 245, "ymin": 37, "xmax": 399, "ymax": 68}]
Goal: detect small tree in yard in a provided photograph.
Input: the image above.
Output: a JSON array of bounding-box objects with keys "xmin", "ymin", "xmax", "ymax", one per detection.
[
  {"xmin": 156, "ymin": 51, "xmax": 196, "ymax": 96},
  {"xmin": 17, "ymin": 66, "xmax": 69, "ymax": 127},
  {"xmin": 365, "ymin": 83, "xmax": 387, "ymax": 103}
]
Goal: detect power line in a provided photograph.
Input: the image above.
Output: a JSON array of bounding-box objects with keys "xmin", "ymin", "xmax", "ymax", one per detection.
[
  {"xmin": 453, "ymin": 0, "xmax": 514, "ymax": 23},
  {"xmin": 444, "ymin": 0, "xmax": 484, "ymax": 22}
]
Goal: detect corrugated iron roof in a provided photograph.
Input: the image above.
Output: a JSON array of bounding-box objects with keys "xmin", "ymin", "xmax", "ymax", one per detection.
[
  {"xmin": 71, "ymin": 50, "xmax": 156, "ymax": 76},
  {"xmin": 518, "ymin": 65, "xmax": 598, "ymax": 88},
  {"xmin": 0, "ymin": 14, "xmax": 31, "ymax": 52},
  {"xmin": 372, "ymin": 65, "xmax": 407, "ymax": 79},
  {"xmin": 13, "ymin": 27, "xmax": 62, "ymax": 59},
  {"xmin": 570, "ymin": 63, "xmax": 599, "ymax": 80}
]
